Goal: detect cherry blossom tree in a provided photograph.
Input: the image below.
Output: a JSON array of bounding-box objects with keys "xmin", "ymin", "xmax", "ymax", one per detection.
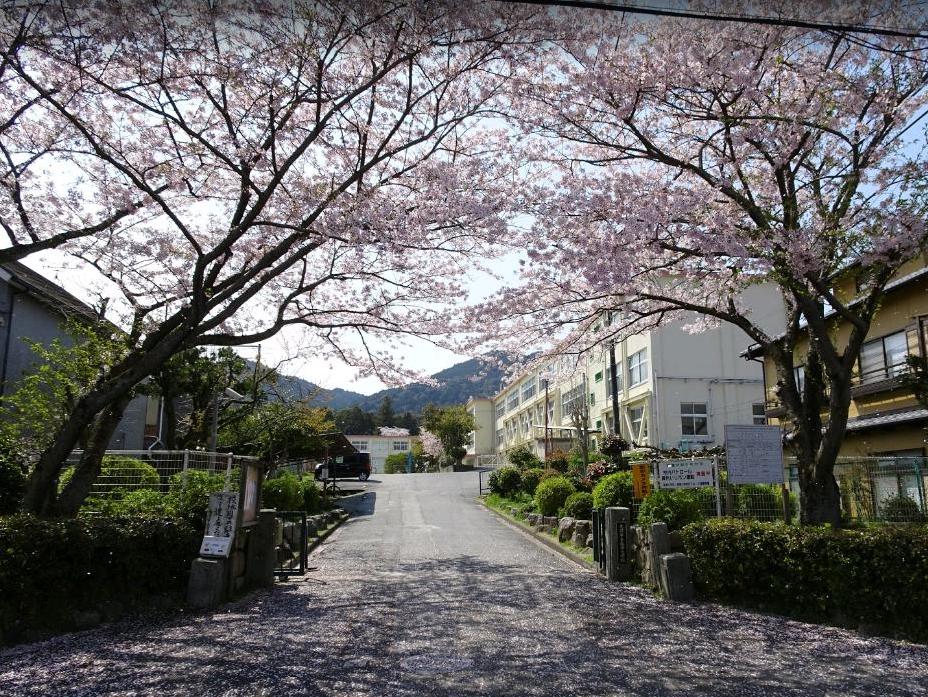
[
  {"xmin": 9, "ymin": 0, "xmax": 544, "ymax": 516},
  {"xmin": 477, "ymin": 2, "xmax": 928, "ymax": 524}
]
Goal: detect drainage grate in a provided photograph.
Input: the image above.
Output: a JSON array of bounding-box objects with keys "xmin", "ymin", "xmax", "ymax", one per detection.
[{"xmin": 400, "ymin": 654, "xmax": 475, "ymax": 675}]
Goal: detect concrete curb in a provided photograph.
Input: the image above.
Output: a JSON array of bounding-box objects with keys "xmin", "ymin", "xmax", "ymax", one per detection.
[
  {"xmin": 307, "ymin": 511, "xmax": 350, "ymax": 556},
  {"xmin": 480, "ymin": 498, "xmax": 597, "ymax": 573}
]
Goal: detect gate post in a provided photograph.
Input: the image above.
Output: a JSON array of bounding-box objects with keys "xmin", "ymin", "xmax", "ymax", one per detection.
[{"xmin": 605, "ymin": 507, "xmax": 632, "ymax": 582}]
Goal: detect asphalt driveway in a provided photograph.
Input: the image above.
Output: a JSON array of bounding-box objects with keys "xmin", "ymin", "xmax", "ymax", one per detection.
[{"xmin": 2, "ymin": 472, "xmax": 926, "ymax": 696}]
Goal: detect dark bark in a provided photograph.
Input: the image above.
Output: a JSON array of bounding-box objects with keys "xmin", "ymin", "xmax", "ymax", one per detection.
[{"xmin": 53, "ymin": 392, "xmax": 132, "ymax": 517}]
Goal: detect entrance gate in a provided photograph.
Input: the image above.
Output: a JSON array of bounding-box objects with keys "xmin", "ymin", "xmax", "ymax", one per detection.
[{"xmin": 274, "ymin": 511, "xmax": 308, "ymax": 577}]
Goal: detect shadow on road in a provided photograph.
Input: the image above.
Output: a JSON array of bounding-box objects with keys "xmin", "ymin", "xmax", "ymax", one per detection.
[{"xmin": 5, "ymin": 555, "xmax": 922, "ymax": 697}]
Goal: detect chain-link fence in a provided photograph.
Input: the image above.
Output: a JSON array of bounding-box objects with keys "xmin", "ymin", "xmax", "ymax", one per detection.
[
  {"xmin": 65, "ymin": 449, "xmax": 260, "ymax": 499},
  {"xmin": 628, "ymin": 454, "xmax": 928, "ymax": 525}
]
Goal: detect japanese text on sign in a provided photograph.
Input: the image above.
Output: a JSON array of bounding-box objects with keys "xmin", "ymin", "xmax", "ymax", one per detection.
[
  {"xmin": 657, "ymin": 459, "xmax": 714, "ymax": 489},
  {"xmin": 725, "ymin": 424, "xmax": 784, "ymax": 484},
  {"xmin": 631, "ymin": 462, "xmax": 652, "ymax": 499},
  {"xmin": 199, "ymin": 492, "xmax": 239, "ymax": 558}
]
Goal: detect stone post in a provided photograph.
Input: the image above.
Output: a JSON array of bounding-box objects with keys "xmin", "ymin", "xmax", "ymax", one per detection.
[
  {"xmin": 245, "ymin": 509, "xmax": 277, "ymax": 590},
  {"xmin": 647, "ymin": 522, "xmax": 670, "ymax": 588},
  {"xmin": 187, "ymin": 558, "xmax": 227, "ymax": 609},
  {"xmin": 658, "ymin": 553, "xmax": 694, "ymax": 601},
  {"xmin": 604, "ymin": 507, "xmax": 633, "ymax": 582}
]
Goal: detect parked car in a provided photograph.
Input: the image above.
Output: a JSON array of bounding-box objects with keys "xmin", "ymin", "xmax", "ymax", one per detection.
[{"xmin": 314, "ymin": 452, "xmax": 372, "ymax": 481}]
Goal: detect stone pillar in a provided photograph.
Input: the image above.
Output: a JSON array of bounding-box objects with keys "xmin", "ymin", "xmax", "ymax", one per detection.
[
  {"xmin": 647, "ymin": 522, "xmax": 670, "ymax": 588},
  {"xmin": 604, "ymin": 507, "xmax": 632, "ymax": 582},
  {"xmin": 245, "ymin": 509, "xmax": 277, "ymax": 590},
  {"xmin": 658, "ymin": 553, "xmax": 694, "ymax": 601},
  {"xmin": 187, "ymin": 558, "xmax": 228, "ymax": 609}
]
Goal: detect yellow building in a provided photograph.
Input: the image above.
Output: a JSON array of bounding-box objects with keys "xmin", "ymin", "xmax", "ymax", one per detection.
[{"xmin": 751, "ymin": 253, "xmax": 928, "ymax": 460}]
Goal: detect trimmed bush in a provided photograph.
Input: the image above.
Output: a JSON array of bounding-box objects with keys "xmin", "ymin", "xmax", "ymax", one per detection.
[
  {"xmin": 301, "ymin": 478, "xmax": 324, "ymax": 514},
  {"xmin": 262, "ymin": 472, "xmax": 304, "ymax": 511},
  {"xmin": 546, "ymin": 450, "xmax": 570, "ymax": 474},
  {"xmin": 520, "ymin": 467, "xmax": 545, "ymax": 495},
  {"xmin": 680, "ymin": 519, "xmax": 928, "ymax": 642},
  {"xmin": 561, "ymin": 491, "xmax": 593, "ymax": 520},
  {"xmin": 488, "ymin": 466, "xmax": 521, "ymax": 497},
  {"xmin": 88, "ymin": 489, "xmax": 171, "ymax": 518},
  {"xmin": 734, "ymin": 483, "xmax": 797, "ymax": 521},
  {"xmin": 0, "ymin": 514, "xmax": 200, "ymax": 644},
  {"xmin": 637, "ymin": 489, "xmax": 704, "ymax": 531},
  {"xmin": 507, "ymin": 444, "xmax": 542, "ymax": 470},
  {"xmin": 535, "ymin": 475, "xmax": 576, "ymax": 516},
  {"xmin": 60, "ymin": 455, "xmax": 161, "ymax": 499},
  {"xmin": 591, "ymin": 472, "xmax": 633, "ymax": 510},
  {"xmin": 384, "ymin": 453, "xmax": 408, "ymax": 474},
  {"xmin": 165, "ymin": 469, "xmax": 235, "ymax": 529},
  {"xmin": 881, "ymin": 494, "xmax": 926, "ymax": 523}
]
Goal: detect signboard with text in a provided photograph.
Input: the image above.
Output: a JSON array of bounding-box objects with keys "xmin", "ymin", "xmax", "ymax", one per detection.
[
  {"xmin": 199, "ymin": 492, "xmax": 239, "ymax": 558},
  {"xmin": 657, "ymin": 459, "xmax": 715, "ymax": 490},
  {"xmin": 631, "ymin": 462, "xmax": 652, "ymax": 499},
  {"xmin": 725, "ymin": 424, "xmax": 784, "ymax": 484}
]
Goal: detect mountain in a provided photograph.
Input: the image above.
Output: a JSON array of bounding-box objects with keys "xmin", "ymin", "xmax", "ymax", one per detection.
[{"xmin": 270, "ymin": 355, "xmax": 509, "ymax": 414}]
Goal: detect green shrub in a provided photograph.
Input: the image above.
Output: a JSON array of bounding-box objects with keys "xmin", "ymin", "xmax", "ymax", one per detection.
[
  {"xmin": 384, "ymin": 453, "xmax": 408, "ymax": 474},
  {"xmin": 488, "ymin": 466, "xmax": 521, "ymax": 497},
  {"xmin": 519, "ymin": 467, "xmax": 545, "ymax": 495},
  {"xmin": 262, "ymin": 472, "xmax": 303, "ymax": 511},
  {"xmin": 517, "ymin": 499, "xmax": 537, "ymax": 516},
  {"xmin": 535, "ymin": 475, "xmax": 576, "ymax": 516},
  {"xmin": 0, "ymin": 456, "xmax": 25, "ymax": 515},
  {"xmin": 561, "ymin": 491, "xmax": 593, "ymax": 520},
  {"xmin": 734, "ymin": 483, "xmax": 796, "ymax": 521},
  {"xmin": 591, "ymin": 472, "xmax": 633, "ymax": 510},
  {"xmin": 507, "ymin": 444, "xmax": 542, "ymax": 470},
  {"xmin": 0, "ymin": 514, "xmax": 200, "ymax": 644},
  {"xmin": 547, "ymin": 450, "xmax": 570, "ymax": 474},
  {"xmin": 301, "ymin": 478, "xmax": 323, "ymax": 514},
  {"xmin": 680, "ymin": 519, "xmax": 928, "ymax": 642},
  {"xmin": 637, "ymin": 489, "xmax": 704, "ymax": 531},
  {"xmin": 881, "ymin": 494, "xmax": 926, "ymax": 523},
  {"xmin": 87, "ymin": 489, "xmax": 171, "ymax": 518},
  {"xmin": 165, "ymin": 469, "xmax": 234, "ymax": 529}
]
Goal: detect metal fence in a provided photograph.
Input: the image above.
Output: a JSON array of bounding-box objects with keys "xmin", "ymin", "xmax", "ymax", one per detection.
[
  {"xmin": 66, "ymin": 449, "xmax": 260, "ymax": 498},
  {"xmin": 629, "ymin": 455, "xmax": 928, "ymax": 524}
]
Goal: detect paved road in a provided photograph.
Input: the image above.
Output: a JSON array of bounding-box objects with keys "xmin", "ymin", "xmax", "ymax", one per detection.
[{"xmin": 2, "ymin": 473, "xmax": 927, "ymax": 696}]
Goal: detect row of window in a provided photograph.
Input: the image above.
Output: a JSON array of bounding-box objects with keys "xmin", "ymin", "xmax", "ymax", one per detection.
[
  {"xmin": 792, "ymin": 328, "xmax": 911, "ymax": 393},
  {"xmin": 349, "ymin": 440, "xmax": 409, "ymax": 452}
]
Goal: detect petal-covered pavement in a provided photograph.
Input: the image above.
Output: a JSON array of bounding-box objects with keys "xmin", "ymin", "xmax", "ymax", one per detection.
[{"xmin": 2, "ymin": 473, "xmax": 927, "ymax": 696}]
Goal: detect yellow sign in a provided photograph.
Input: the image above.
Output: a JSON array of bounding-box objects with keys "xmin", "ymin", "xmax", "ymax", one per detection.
[{"xmin": 631, "ymin": 462, "xmax": 652, "ymax": 499}]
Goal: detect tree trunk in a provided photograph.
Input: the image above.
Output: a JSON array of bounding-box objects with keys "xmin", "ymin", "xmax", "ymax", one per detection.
[
  {"xmin": 53, "ymin": 393, "xmax": 132, "ymax": 517},
  {"xmin": 21, "ymin": 330, "xmax": 190, "ymax": 515},
  {"xmin": 798, "ymin": 472, "xmax": 842, "ymax": 526},
  {"xmin": 163, "ymin": 396, "xmax": 178, "ymax": 450}
]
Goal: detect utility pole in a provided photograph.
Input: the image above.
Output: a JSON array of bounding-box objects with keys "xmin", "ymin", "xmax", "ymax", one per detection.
[
  {"xmin": 609, "ymin": 339, "xmax": 621, "ymax": 437},
  {"xmin": 543, "ymin": 378, "xmax": 550, "ymax": 461}
]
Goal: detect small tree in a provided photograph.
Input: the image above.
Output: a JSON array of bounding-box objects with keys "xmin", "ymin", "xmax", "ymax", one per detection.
[
  {"xmin": 422, "ymin": 405, "xmax": 476, "ymax": 468},
  {"xmin": 507, "ymin": 443, "xmax": 541, "ymax": 470}
]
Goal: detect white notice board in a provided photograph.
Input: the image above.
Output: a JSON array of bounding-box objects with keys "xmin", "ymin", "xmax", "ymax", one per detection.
[
  {"xmin": 725, "ymin": 424, "xmax": 784, "ymax": 484},
  {"xmin": 657, "ymin": 459, "xmax": 715, "ymax": 489}
]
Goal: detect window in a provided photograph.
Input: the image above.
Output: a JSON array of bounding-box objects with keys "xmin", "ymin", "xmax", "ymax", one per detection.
[
  {"xmin": 594, "ymin": 371, "xmax": 603, "ymax": 383},
  {"xmin": 351, "ymin": 440, "xmax": 369, "ymax": 452},
  {"xmin": 392, "ymin": 441, "xmax": 409, "ymax": 451},
  {"xmin": 561, "ymin": 384, "xmax": 584, "ymax": 416},
  {"xmin": 752, "ymin": 403, "xmax": 766, "ymax": 425},
  {"xmin": 506, "ymin": 391, "xmax": 520, "ymax": 412},
  {"xmin": 628, "ymin": 349, "xmax": 649, "ymax": 386},
  {"xmin": 496, "ymin": 429, "xmax": 503, "ymax": 446},
  {"xmin": 521, "ymin": 413, "xmax": 531, "ymax": 435},
  {"xmin": 590, "ymin": 392, "xmax": 596, "ymax": 406},
  {"xmin": 521, "ymin": 378, "xmax": 537, "ymax": 402},
  {"xmin": 595, "ymin": 419, "xmax": 602, "ymax": 430},
  {"xmin": 495, "ymin": 401, "xmax": 505, "ymax": 419},
  {"xmin": 605, "ymin": 364, "xmax": 622, "ymax": 397},
  {"xmin": 794, "ymin": 365, "xmax": 805, "ymax": 393},
  {"xmin": 680, "ymin": 402, "xmax": 708, "ymax": 437},
  {"xmin": 859, "ymin": 331, "xmax": 909, "ymax": 383},
  {"xmin": 629, "ymin": 406, "xmax": 646, "ymax": 439}
]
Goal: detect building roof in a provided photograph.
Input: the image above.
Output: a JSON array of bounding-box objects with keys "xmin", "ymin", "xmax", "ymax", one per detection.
[
  {"xmin": 0, "ymin": 261, "xmax": 102, "ymax": 324},
  {"xmin": 844, "ymin": 407, "xmax": 928, "ymax": 432},
  {"xmin": 743, "ymin": 263, "xmax": 928, "ymax": 360}
]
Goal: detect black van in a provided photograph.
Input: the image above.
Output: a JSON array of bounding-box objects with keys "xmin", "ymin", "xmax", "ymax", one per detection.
[{"xmin": 314, "ymin": 452, "xmax": 372, "ymax": 481}]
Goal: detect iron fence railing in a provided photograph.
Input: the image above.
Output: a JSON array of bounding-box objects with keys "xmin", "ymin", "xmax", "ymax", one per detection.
[
  {"xmin": 65, "ymin": 449, "xmax": 260, "ymax": 499},
  {"xmin": 628, "ymin": 455, "xmax": 928, "ymax": 524}
]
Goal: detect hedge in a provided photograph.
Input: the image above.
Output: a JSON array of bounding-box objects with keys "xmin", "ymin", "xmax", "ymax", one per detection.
[
  {"xmin": 637, "ymin": 489, "xmax": 703, "ymax": 531},
  {"xmin": 0, "ymin": 514, "xmax": 201, "ymax": 644},
  {"xmin": 535, "ymin": 475, "xmax": 575, "ymax": 516},
  {"xmin": 488, "ymin": 466, "xmax": 521, "ymax": 497},
  {"xmin": 680, "ymin": 519, "xmax": 928, "ymax": 641},
  {"xmin": 591, "ymin": 472, "xmax": 633, "ymax": 510}
]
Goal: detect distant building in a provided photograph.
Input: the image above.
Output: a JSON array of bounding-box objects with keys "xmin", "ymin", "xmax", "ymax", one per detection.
[
  {"xmin": 346, "ymin": 432, "xmax": 413, "ymax": 473},
  {"xmin": 0, "ymin": 261, "xmax": 148, "ymax": 450},
  {"xmin": 465, "ymin": 284, "xmax": 784, "ymax": 465}
]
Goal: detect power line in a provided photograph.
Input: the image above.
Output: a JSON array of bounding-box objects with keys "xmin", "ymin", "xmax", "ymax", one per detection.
[{"xmin": 502, "ymin": 0, "xmax": 928, "ymax": 40}]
